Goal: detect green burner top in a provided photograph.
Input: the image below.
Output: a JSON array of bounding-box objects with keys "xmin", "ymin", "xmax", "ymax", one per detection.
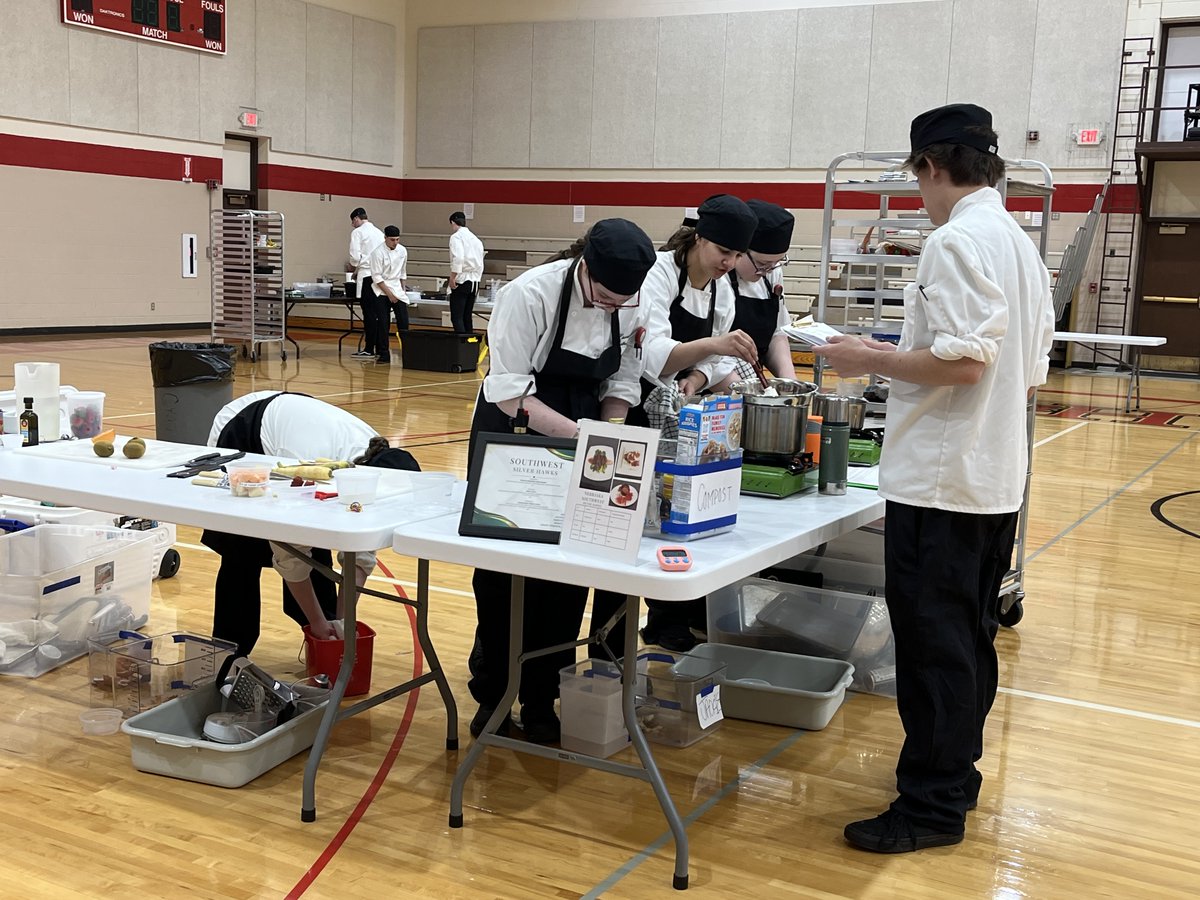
[{"xmin": 740, "ymin": 463, "xmax": 819, "ymax": 498}]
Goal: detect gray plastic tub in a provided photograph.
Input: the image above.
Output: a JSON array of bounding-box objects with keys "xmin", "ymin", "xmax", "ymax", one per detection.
[
  {"xmin": 121, "ymin": 687, "xmax": 328, "ymax": 788},
  {"xmin": 686, "ymin": 643, "xmax": 854, "ymax": 730}
]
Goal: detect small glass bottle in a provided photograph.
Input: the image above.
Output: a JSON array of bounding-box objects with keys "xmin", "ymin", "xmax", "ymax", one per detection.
[{"xmin": 19, "ymin": 396, "xmax": 39, "ymax": 447}]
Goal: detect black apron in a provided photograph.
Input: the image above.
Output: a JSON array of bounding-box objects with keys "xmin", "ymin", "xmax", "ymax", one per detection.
[
  {"xmin": 627, "ymin": 262, "xmax": 716, "ymax": 427},
  {"xmin": 729, "ymin": 269, "xmax": 781, "ymax": 365},
  {"xmin": 468, "ymin": 258, "xmax": 622, "ymax": 459}
]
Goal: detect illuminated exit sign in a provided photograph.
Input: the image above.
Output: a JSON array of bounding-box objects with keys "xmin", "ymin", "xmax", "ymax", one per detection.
[
  {"xmin": 1075, "ymin": 128, "xmax": 1103, "ymax": 146},
  {"xmin": 61, "ymin": 0, "xmax": 227, "ymax": 55}
]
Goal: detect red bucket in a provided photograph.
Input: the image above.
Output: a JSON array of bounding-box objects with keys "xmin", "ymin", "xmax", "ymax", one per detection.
[{"xmin": 302, "ymin": 621, "xmax": 376, "ymax": 696}]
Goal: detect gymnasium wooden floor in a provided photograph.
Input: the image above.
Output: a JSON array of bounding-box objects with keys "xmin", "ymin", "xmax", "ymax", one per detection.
[{"xmin": 1, "ymin": 329, "xmax": 1197, "ymax": 899}]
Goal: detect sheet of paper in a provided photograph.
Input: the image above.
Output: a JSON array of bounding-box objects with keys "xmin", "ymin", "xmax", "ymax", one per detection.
[
  {"xmin": 783, "ymin": 321, "xmax": 842, "ymax": 347},
  {"xmin": 559, "ymin": 421, "xmax": 659, "ymax": 564}
]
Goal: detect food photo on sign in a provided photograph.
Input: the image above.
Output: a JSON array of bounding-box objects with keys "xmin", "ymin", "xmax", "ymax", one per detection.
[{"xmin": 581, "ymin": 439, "xmax": 619, "ymax": 490}]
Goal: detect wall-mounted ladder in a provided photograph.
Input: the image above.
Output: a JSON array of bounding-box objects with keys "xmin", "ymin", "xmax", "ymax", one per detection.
[{"xmin": 1090, "ymin": 36, "xmax": 1154, "ymax": 364}]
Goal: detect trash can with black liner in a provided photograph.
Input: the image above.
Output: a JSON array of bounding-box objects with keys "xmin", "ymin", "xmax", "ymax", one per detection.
[{"xmin": 148, "ymin": 342, "xmax": 235, "ymax": 444}]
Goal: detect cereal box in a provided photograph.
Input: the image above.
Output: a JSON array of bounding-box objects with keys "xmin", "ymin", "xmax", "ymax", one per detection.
[{"xmin": 675, "ymin": 394, "xmax": 743, "ymax": 465}]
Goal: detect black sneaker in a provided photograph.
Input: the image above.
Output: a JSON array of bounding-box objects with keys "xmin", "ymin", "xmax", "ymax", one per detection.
[
  {"xmin": 519, "ymin": 704, "xmax": 560, "ymax": 744},
  {"xmin": 469, "ymin": 704, "xmax": 513, "ymax": 738},
  {"xmin": 844, "ymin": 809, "xmax": 963, "ymax": 853}
]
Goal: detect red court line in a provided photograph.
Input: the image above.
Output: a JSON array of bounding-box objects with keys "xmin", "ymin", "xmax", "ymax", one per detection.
[
  {"xmin": 286, "ymin": 563, "xmax": 422, "ymax": 899},
  {"xmin": 1036, "ymin": 387, "xmax": 1200, "ymax": 407}
]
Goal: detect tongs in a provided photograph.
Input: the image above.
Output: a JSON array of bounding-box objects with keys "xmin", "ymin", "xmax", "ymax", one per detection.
[
  {"xmin": 750, "ymin": 358, "xmax": 771, "ymax": 390},
  {"xmin": 511, "ymin": 380, "xmax": 534, "ymax": 434},
  {"xmin": 166, "ymin": 451, "xmax": 246, "ymax": 478}
]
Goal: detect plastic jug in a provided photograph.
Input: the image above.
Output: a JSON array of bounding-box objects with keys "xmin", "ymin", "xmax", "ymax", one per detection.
[{"xmin": 13, "ymin": 363, "xmax": 60, "ymax": 442}]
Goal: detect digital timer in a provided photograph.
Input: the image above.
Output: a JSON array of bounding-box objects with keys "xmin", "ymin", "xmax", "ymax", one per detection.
[{"xmin": 656, "ymin": 546, "xmax": 693, "ymax": 572}]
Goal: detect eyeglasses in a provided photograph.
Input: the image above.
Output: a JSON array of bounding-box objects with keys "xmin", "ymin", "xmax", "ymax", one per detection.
[
  {"xmin": 747, "ymin": 254, "xmax": 789, "ymax": 275},
  {"xmin": 585, "ymin": 276, "xmax": 639, "ymax": 309}
]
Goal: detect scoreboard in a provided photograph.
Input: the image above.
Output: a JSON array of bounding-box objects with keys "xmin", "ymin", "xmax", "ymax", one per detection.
[{"xmin": 61, "ymin": 1, "xmax": 226, "ymax": 55}]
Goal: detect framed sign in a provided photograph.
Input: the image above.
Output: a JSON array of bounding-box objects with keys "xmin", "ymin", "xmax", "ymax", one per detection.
[
  {"xmin": 458, "ymin": 433, "xmax": 577, "ymax": 543},
  {"xmin": 62, "ymin": 1, "xmax": 227, "ymax": 55}
]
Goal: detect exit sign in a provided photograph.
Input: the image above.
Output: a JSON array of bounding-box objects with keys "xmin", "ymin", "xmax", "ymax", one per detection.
[
  {"xmin": 239, "ymin": 111, "xmax": 260, "ymax": 129},
  {"xmin": 61, "ymin": 1, "xmax": 226, "ymax": 55},
  {"xmin": 1075, "ymin": 128, "xmax": 1102, "ymax": 146}
]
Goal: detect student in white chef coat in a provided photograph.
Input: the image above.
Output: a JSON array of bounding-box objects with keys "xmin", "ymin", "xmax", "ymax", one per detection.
[
  {"xmin": 466, "ymin": 219, "xmax": 744, "ymax": 743},
  {"xmin": 602, "ymin": 194, "xmax": 760, "ymax": 654},
  {"xmin": 816, "ymin": 104, "xmax": 1054, "ymax": 854},
  {"xmin": 200, "ymin": 391, "xmax": 421, "ymax": 657},
  {"xmin": 348, "ymin": 207, "xmax": 386, "ymax": 360},
  {"xmin": 367, "ymin": 225, "xmax": 411, "ymax": 364},
  {"xmin": 722, "ymin": 199, "xmax": 797, "ymax": 381},
  {"xmin": 447, "ymin": 211, "xmax": 486, "ymax": 335}
]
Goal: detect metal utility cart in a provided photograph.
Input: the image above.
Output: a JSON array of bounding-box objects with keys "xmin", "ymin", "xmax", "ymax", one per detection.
[
  {"xmin": 813, "ymin": 151, "xmax": 1056, "ymax": 627},
  {"xmin": 210, "ymin": 210, "xmax": 295, "ymax": 362}
]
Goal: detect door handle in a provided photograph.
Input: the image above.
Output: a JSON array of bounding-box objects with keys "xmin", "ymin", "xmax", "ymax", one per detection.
[{"xmin": 1142, "ymin": 295, "xmax": 1199, "ymax": 306}]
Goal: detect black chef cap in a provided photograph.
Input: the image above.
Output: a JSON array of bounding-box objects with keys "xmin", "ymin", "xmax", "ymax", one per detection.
[
  {"xmin": 582, "ymin": 219, "xmax": 656, "ymax": 295},
  {"xmin": 746, "ymin": 200, "xmax": 794, "ymax": 255},
  {"xmin": 362, "ymin": 448, "xmax": 421, "ymax": 471},
  {"xmin": 909, "ymin": 103, "xmax": 999, "ymax": 157},
  {"xmin": 695, "ymin": 194, "xmax": 758, "ymax": 253}
]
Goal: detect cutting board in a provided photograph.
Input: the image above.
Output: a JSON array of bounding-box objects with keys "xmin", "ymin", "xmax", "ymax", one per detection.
[{"xmin": 15, "ymin": 436, "xmax": 209, "ymax": 470}]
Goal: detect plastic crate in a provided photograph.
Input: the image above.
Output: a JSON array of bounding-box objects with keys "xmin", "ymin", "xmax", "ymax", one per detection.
[
  {"xmin": 400, "ymin": 329, "xmax": 481, "ymax": 372},
  {"xmin": 0, "ymin": 524, "xmax": 154, "ymax": 677},
  {"xmin": 559, "ymin": 658, "xmax": 629, "ymax": 758},
  {"xmin": 88, "ymin": 632, "xmax": 238, "ymax": 718},
  {"xmin": 687, "ymin": 643, "xmax": 853, "ymax": 730},
  {"xmin": 121, "ymin": 688, "xmax": 329, "ymax": 788},
  {"xmin": 635, "ymin": 651, "xmax": 725, "ymax": 747}
]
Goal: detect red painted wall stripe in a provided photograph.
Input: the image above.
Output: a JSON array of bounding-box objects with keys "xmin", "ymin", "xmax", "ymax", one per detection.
[
  {"xmin": 0, "ymin": 133, "xmax": 1129, "ymax": 214},
  {"xmin": 0, "ymin": 132, "xmax": 219, "ymax": 182}
]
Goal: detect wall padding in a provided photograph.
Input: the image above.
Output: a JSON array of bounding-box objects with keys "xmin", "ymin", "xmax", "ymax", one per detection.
[
  {"xmin": 590, "ymin": 19, "xmax": 659, "ymax": 168},
  {"xmin": 472, "ymin": 24, "xmax": 534, "ymax": 167},
  {"xmin": 417, "ymin": 27, "xmax": 476, "ymax": 167},
  {"xmin": 530, "ymin": 21, "xmax": 596, "ymax": 168}
]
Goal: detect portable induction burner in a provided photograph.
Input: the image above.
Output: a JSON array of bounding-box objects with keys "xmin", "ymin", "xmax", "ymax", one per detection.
[
  {"xmin": 848, "ymin": 428, "xmax": 884, "ymax": 467},
  {"xmin": 740, "ymin": 451, "xmax": 819, "ymax": 498}
]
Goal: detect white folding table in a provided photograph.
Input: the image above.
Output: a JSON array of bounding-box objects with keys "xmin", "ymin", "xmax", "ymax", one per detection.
[
  {"xmin": 1053, "ymin": 330, "xmax": 1167, "ymax": 412},
  {"xmin": 392, "ymin": 487, "xmax": 886, "ymax": 891},
  {"xmin": 0, "ymin": 443, "xmax": 460, "ymax": 821}
]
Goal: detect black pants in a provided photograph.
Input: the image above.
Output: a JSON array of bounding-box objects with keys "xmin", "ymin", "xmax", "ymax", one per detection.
[
  {"xmin": 363, "ymin": 286, "xmax": 392, "ymax": 359},
  {"xmin": 644, "ymin": 596, "xmax": 706, "ymax": 634},
  {"xmin": 355, "ymin": 277, "xmax": 378, "ymax": 353},
  {"xmin": 449, "ymin": 280, "xmax": 477, "ymax": 335},
  {"xmin": 386, "ymin": 298, "xmax": 411, "ymax": 345},
  {"xmin": 884, "ymin": 500, "xmax": 1018, "ymax": 832},
  {"xmin": 467, "ymin": 568, "xmax": 588, "ymax": 709},
  {"xmin": 207, "ymin": 533, "xmax": 339, "ymax": 658}
]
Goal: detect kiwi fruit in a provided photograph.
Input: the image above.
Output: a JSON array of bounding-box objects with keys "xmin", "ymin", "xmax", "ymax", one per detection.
[
  {"xmin": 94, "ymin": 441, "xmax": 115, "ymax": 458},
  {"xmin": 123, "ymin": 438, "xmax": 146, "ymax": 459}
]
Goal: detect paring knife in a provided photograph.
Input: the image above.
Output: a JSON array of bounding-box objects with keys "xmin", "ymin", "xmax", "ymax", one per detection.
[{"xmin": 166, "ymin": 451, "xmax": 246, "ymax": 478}]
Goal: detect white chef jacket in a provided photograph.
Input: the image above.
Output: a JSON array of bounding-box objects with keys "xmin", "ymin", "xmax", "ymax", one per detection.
[
  {"xmin": 449, "ymin": 227, "xmax": 485, "ymax": 282},
  {"xmin": 731, "ymin": 269, "xmax": 791, "ymax": 336},
  {"xmin": 368, "ymin": 243, "xmax": 410, "ymax": 303},
  {"xmin": 641, "ymin": 251, "xmax": 738, "ymax": 389},
  {"xmin": 878, "ymin": 187, "xmax": 1054, "ymax": 514},
  {"xmin": 482, "ymin": 258, "xmax": 658, "ymax": 408},
  {"xmin": 207, "ymin": 391, "xmax": 379, "ymax": 461},
  {"xmin": 349, "ymin": 221, "xmax": 385, "ymax": 288}
]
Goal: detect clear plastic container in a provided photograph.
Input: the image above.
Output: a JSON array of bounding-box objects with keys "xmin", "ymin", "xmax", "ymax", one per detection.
[
  {"xmin": 225, "ymin": 461, "xmax": 272, "ymax": 498},
  {"xmin": 559, "ymin": 658, "xmax": 629, "ymax": 758},
  {"xmin": 88, "ymin": 631, "xmax": 237, "ymax": 718},
  {"xmin": 67, "ymin": 391, "xmax": 106, "ymax": 439},
  {"xmin": 635, "ymin": 651, "xmax": 725, "ymax": 747},
  {"xmin": 333, "ymin": 468, "xmax": 380, "ymax": 505},
  {"xmin": 79, "ymin": 707, "xmax": 123, "ymax": 735}
]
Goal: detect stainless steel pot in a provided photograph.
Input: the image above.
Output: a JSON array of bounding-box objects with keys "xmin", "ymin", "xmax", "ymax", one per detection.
[
  {"xmin": 731, "ymin": 379, "xmax": 818, "ymax": 456},
  {"xmin": 812, "ymin": 393, "xmax": 867, "ymax": 430}
]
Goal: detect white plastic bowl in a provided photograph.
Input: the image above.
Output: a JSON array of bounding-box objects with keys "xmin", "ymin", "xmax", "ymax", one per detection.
[
  {"xmin": 409, "ymin": 471, "xmax": 455, "ymax": 501},
  {"xmin": 333, "ymin": 467, "xmax": 381, "ymax": 505},
  {"xmin": 80, "ymin": 708, "xmax": 123, "ymax": 735}
]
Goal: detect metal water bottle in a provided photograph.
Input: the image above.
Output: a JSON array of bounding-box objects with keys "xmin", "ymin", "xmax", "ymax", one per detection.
[{"xmin": 818, "ymin": 396, "xmax": 850, "ymax": 495}]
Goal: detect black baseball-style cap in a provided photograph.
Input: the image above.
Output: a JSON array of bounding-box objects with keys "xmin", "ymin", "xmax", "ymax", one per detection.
[
  {"xmin": 695, "ymin": 194, "xmax": 758, "ymax": 253},
  {"xmin": 909, "ymin": 103, "xmax": 999, "ymax": 157},
  {"xmin": 746, "ymin": 200, "xmax": 795, "ymax": 255},
  {"xmin": 583, "ymin": 218, "xmax": 656, "ymax": 295}
]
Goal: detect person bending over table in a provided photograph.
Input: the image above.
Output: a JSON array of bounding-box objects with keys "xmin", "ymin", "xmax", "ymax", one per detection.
[
  {"xmin": 592, "ymin": 194, "xmax": 760, "ymax": 656},
  {"xmin": 816, "ymin": 103, "xmax": 1054, "ymax": 854},
  {"xmin": 201, "ymin": 391, "xmax": 420, "ymax": 657},
  {"xmin": 466, "ymin": 218, "xmax": 754, "ymax": 744}
]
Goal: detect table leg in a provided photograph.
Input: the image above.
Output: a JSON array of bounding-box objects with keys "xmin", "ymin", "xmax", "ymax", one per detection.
[
  {"xmin": 416, "ymin": 558, "xmax": 459, "ymax": 750},
  {"xmin": 337, "ymin": 300, "xmax": 364, "ymax": 356},
  {"xmin": 620, "ymin": 595, "xmax": 690, "ymax": 890},
  {"xmin": 449, "ymin": 574, "xmax": 525, "ymax": 828},
  {"xmin": 301, "ymin": 550, "xmax": 360, "ymax": 822},
  {"xmin": 1127, "ymin": 348, "xmax": 1141, "ymax": 413}
]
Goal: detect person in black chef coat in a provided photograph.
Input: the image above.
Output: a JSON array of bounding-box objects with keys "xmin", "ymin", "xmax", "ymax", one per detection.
[{"xmin": 466, "ymin": 219, "xmax": 669, "ymax": 744}]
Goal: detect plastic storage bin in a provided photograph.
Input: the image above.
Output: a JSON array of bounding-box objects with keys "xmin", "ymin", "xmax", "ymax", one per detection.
[
  {"xmin": 88, "ymin": 632, "xmax": 238, "ymax": 718},
  {"xmin": 400, "ymin": 329, "xmax": 481, "ymax": 373},
  {"xmin": 559, "ymin": 658, "xmax": 630, "ymax": 758},
  {"xmin": 687, "ymin": 643, "xmax": 854, "ymax": 730},
  {"xmin": 0, "ymin": 524, "xmax": 154, "ymax": 677},
  {"xmin": 121, "ymin": 688, "xmax": 329, "ymax": 788},
  {"xmin": 635, "ymin": 651, "xmax": 725, "ymax": 747}
]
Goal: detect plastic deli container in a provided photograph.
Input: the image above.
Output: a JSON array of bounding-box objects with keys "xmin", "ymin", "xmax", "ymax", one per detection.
[{"xmin": 225, "ymin": 461, "xmax": 272, "ymax": 498}]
